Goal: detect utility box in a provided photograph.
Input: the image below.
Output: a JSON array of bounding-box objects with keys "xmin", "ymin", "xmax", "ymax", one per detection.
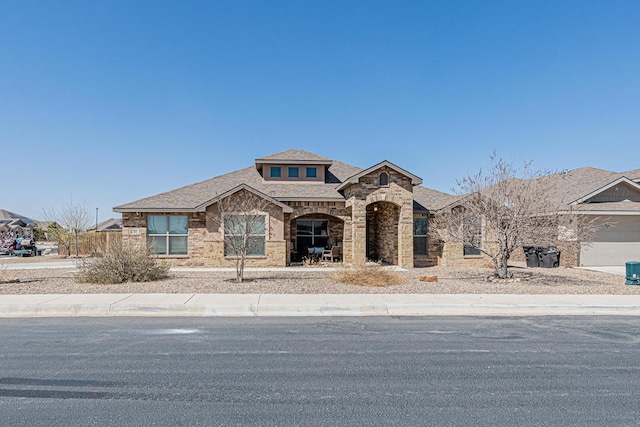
[{"xmin": 626, "ymin": 261, "xmax": 640, "ymax": 285}]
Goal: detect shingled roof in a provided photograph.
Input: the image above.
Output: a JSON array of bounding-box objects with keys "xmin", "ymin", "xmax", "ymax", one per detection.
[
  {"xmin": 0, "ymin": 209, "xmax": 39, "ymax": 227},
  {"xmin": 534, "ymin": 167, "xmax": 640, "ymax": 208},
  {"xmin": 114, "ymin": 150, "xmax": 638, "ymax": 215},
  {"xmin": 413, "ymin": 186, "xmax": 461, "ymax": 212},
  {"xmin": 255, "ymin": 149, "xmax": 333, "ymax": 163},
  {"xmin": 114, "ymin": 157, "xmax": 363, "ymax": 212}
]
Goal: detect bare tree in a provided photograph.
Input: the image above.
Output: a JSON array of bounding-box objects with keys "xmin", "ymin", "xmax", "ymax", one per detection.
[
  {"xmin": 43, "ymin": 199, "xmax": 92, "ymax": 258},
  {"xmin": 211, "ymin": 189, "xmax": 272, "ymax": 283},
  {"xmin": 431, "ymin": 153, "xmax": 598, "ymax": 279}
]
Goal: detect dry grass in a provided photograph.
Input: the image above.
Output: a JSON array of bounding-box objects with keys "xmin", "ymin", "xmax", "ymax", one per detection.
[
  {"xmin": 332, "ymin": 264, "xmax": 407, "ymax": 287},
  {"xmin": 0, "ymin": 265, "xmax": 17, "ymax": 284}
]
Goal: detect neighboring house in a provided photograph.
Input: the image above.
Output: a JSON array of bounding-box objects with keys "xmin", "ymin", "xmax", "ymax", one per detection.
[
  {"xmin": 114, "ymin": 149, "xmax": 457, "ymax": 268},
  {"xmin": 87, "ymin": 218, "xmax": 123, "ymax": 233},
  {"xmin": 0, "ymin": 209, "xmax": 39, "ymax": 238},
  {"xmin": 113, "ymin": 151, "xmax": 640, "ymax": 268},
  {"xmin": 541, "ymin": 167, "xmax": 640, "ymax": 266}
]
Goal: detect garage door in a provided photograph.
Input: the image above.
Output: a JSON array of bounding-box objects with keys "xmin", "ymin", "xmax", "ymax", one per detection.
[{"xmin": 580, "ymin": 216, "xmax": 640, "ymax": 266}]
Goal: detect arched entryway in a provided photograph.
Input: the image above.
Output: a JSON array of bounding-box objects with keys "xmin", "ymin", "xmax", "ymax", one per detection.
[
  {"xmin": 289, "ymin": 213, "xmax": 345, "ymax": 263},
  {"xmin": 366, "ymin": 201, "xmax": 400, "ymax": 265}
]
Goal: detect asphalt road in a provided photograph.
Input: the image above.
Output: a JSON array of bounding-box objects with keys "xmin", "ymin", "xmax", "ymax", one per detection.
[{"xmin": 0, "ymin": 317, "xmax": 639, "ymax": 426}]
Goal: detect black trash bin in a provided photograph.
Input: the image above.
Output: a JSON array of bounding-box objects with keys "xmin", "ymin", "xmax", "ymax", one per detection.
[
  {"xmin": 538, "ymin": 248, "xmax": 561, "ymax": 268},
  {"xmin": 523, "ymin": 246, "xmax": 541, "ymax": 267}
]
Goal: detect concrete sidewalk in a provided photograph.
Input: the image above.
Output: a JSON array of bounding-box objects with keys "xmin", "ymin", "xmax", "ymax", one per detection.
[{"xmin": 1, "ymin": 293, "xmax": 640, "ymax": 317}]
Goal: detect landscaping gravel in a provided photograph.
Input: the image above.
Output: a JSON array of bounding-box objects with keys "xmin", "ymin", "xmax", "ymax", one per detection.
[{"xmin": 1, "ymin": 259, "xmax": 638, "ymax": 295}]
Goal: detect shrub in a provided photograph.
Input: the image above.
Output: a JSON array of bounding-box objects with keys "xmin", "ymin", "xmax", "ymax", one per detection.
[
  {"xmin": 332, "ymin": 263, "xmax": 407, "ymax": 287},
  {"xmin": 75, "ymin": 241, "xmax": 170, "ymax": 284}
]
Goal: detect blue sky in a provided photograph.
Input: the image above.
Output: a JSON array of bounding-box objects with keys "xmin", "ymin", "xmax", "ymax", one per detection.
[{"xmin": 2, "ymin": 0, "xmax": 639, "ymax": 222}]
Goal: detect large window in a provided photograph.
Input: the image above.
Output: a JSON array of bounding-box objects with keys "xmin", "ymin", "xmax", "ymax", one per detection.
[
  {"xmin": 224, "ymin": 214, "xmax": 266, "ymax": 256},
  {"xmin": 147, "ymin": 215, "xmax": 188, "ymax": 255},
  {"xmin": 296, "ymin": 219, "xmax": 329, "ymax": 251},
  {"xmin": 413, "ymin": 217, "xmax": 428, "ymax": 255},
  {"xmin": 463, "ymin": 215, "xmax": 482, "ymax": 256}
]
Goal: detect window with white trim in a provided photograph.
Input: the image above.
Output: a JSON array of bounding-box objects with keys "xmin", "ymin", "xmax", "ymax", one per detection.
[
  {"xmin": 224, "ymin": 214, "xmax": 266, "ymax": 256},
  {"xmin": 147, "ymin": 215, "xmax": 188, "ymax": 255},
  {"xmin": 379, "ymin": 172, "xmax": 389, "ymax": 186}
]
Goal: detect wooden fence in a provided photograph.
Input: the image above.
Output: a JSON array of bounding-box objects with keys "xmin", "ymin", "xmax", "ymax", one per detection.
[{"xmin": 57, "ymin": 232, "xmax": 123, "ymax": 257}]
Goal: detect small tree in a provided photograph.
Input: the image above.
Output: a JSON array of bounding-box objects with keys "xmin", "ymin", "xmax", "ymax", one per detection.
[
  {"xmin": 43, "ymin": 200, "xmax": 91, "ymax": 258},
  {"xmin": 431, "ymin": 153, "xmax": 597, "ymax": 279},
  {"xmin": 212, "ymin": 188, "xmax": 272, "ymax": 283}
]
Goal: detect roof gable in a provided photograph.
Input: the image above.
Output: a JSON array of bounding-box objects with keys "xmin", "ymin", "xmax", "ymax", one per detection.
[
  {"xmin": 0, "ymin": 209, "xmax": 38, "ymax": 227},
  {"xmin": 571, "ymin": 176, "xmax": 640, "ymax": 205},
  {"xmin": 195, "ymin": 184, "xmax": 293, "ymax": 213},
  {"xmin": 336, "ymin": 160, "xmax": 422, "ymax": 191}
]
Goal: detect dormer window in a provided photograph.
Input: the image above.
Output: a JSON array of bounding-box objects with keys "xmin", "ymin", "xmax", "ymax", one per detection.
[
  {"xmin": 379, "ymin": 172, "xmax": 389, "ymax": 186},
  {"xmin": 288, "ymin": 167, "xmax": 299, "ymax": 178},
  {"xmin": 306, "ymin": 167, "xmax": 317, "ymax": 178},
  {"xmin": 270, "ymin": 166, "xmax": 281, "ymax": 178}
]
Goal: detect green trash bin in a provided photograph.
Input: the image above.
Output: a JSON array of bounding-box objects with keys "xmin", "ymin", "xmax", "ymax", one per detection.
[{"xmin": 626, "ymin": 261, "xmax": 640, "ymax": 285}]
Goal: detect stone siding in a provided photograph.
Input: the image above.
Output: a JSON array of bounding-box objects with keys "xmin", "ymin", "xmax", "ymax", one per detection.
[
  {"xmin": 439, "ymin": 242, "xmax": 493, "ymax": 267},
  {"xmin": 344, "ymin": 166, "xmax": 415, "ymax": 267}
]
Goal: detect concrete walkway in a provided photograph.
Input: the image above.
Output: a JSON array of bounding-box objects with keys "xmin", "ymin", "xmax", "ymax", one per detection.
[{"xmin": 1, "ymin": 293, "xmax": 640, "ymax": 318}]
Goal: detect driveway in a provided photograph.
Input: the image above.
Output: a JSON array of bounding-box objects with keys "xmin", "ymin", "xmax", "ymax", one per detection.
[{"xmin": 578, "ymin": 266, "xmax": 625, "ymax": 276}]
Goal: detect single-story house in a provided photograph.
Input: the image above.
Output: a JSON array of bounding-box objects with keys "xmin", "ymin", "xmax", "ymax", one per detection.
[
  {"xmin": 113, "ymin": 150, "xmax": 640, "ymax": 268},
  {"xmin": 541, "ymin": 167, "xmax": 640, "ymax": 266},
  {"xmin": 114, "ymin": 149, "xmax": 458, "ymax": 268}
]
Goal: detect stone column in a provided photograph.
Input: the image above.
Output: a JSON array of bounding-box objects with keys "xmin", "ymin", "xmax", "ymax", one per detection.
[
  {"xmin": 397, "ymin": 203, "xmax": 414, "ymax": 268},
  {"xmin": 350, "ymin": 199, "xmax": 367, "ymax": 265}
]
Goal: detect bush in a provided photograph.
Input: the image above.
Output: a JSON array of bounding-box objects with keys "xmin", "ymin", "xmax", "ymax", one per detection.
[
  {"xmin": 75, "ymin": 241, "xmax": 170, "ymax": 284},
  {"xmin": 332, "ymin": 263, "xmax": 407, "ymax": 287}
]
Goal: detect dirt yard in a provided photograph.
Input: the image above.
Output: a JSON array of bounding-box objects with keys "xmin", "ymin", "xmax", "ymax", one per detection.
[{"xmin": 0, "ymin": 256, "xmax": 637, "ymax": 295}]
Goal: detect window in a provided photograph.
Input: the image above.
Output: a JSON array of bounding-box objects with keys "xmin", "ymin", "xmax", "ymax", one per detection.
[
  {"xmin": 288, "ymin": 167, "xmax": 299, "ymax": 178},
  {"xmin": 306, "ymin": 167, "xmax": 317, "ymax": 178},
  {"xmin": 379, "ymin": 172, "xmax": 389, "ymax": 186},
  {"xmin": 147, "ymin": 215, "xmax": 188, "ymax": 255},
  {"xmin": 413, "ymin": 217, "xmax": 428, "ymax": 255},
  {"xmin": 296, "ymin": 219, "xmax": 329, "ymax": 250},
  {"xmin": 270, "ymin": 166, "xmax": 281, "ymax": 178},
  {"xmin": 463, "ymin": 215, "xmax": 482, "ymax": 256},
  {"xmin": 224, "ymin": 214, "xmax": 266, "ymax": 256}
]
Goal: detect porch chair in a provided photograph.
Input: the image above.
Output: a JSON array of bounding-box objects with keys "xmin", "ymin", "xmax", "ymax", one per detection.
[{"xmin": 322, "ymin": 245, "xmax": 341, "ymax": 262}]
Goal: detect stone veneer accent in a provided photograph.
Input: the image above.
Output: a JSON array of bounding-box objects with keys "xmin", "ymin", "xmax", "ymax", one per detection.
[{"xmin": 343, "ymin": 166, "xmax": 415, "ymax": 268}]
